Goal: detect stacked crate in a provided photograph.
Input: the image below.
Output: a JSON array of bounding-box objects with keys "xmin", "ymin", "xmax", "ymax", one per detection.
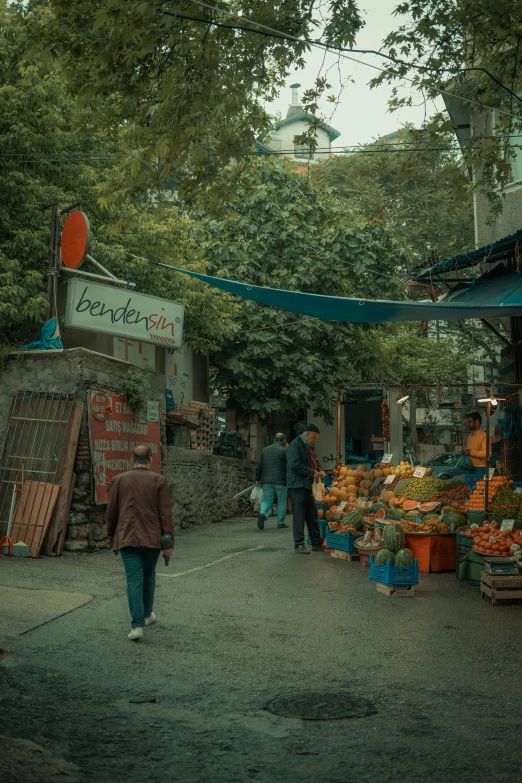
[{"xmin": 177, "ymin": 401, "xmax": 219, "ymax": 452}]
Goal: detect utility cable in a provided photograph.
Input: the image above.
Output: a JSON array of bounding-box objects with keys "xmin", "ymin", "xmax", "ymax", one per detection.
[{"xmin": 162, "ymin": 0, "xmax": 522, "ymax": 121}]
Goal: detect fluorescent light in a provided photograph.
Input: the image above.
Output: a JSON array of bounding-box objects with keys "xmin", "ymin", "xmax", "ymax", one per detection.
[
  {"xmin": 478, "ymin": 396, "xmax": 505, "ymax": 404},
  {"xmin": 397, "ymin": 394, "xmax": 410, "ymax": 404}
]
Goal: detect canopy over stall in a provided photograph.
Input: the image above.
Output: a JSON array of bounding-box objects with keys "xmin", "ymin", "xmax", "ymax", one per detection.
[
  {"xmin": 409, "ymin": 228, "xmax": 522, "ymax": 283},
  {"xmin": 149, "ymin": 260, "xmax": 522, "ymax": 323}
]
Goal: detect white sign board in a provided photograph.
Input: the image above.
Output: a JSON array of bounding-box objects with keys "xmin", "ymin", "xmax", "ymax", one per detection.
[
  {"xmin": 384, "ymin": 475, "xmax": 395, "ymax": 485},
  {"xmin": 113, "ymin": 337, "xmax": 155, "ymax": 369},
  {"xmin": 338, "ymin": 501, "xmax": 347, "ymax": 511},
  {"xmin": 65, "ymin": 278, "xmax": 184, "ymax": 347},
  {"xmin": 487, "ymin": 468, "xmax": 496, "ymax": 479},
  {"xmin": 501, "ymin": 519, "xmax": 515, "ymax": 531},
  {"xmin": 381, "ymin": 453, "xmax": 393, "ymax": 464},
  {"xmin": 413, "ymin": 467, "xmax": 427, "ymax": 478}
]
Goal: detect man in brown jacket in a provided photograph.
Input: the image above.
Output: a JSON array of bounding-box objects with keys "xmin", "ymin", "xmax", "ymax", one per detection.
[{"xmin": 106, "ymin": 445, "xmax": 174, "ymax": 641}]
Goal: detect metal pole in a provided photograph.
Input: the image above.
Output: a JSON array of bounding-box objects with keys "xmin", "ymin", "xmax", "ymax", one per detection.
[
  {"xmin": 46, "ymin": 206, "xmax": 58, "ymax": 320},
  {"xmin": 60, "ymin": 266, "xmax": 136, "ymax": 288},
  {"xmin": 336, "ymin": 384, "xmax": 342, "ymax": 466},
  {"xmin": 485, "ymin": 395, "xmax": 491, "ymax": 513}
]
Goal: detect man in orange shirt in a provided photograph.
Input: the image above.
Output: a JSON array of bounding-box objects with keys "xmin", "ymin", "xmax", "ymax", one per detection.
[{"xmin": 463, "ymin": 411, "xmax": 490, "ymax": 468}]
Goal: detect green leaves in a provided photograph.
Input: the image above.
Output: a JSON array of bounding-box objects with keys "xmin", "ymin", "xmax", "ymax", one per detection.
[
  {"xmin": 370, "ymin": 0, "xmax": 522, "ymax": 211},
  {"xmin": 198, "ymin": 158, "xmax": 408, "ymax": 422}
]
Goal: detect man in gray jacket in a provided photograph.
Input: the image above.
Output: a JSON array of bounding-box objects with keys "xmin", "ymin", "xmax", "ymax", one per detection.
[
  {"xmin": 286, "ymin": 424, "xmax": 325, "ymax": 554},
  {"xmin": 256, "ymin": 433, "xmax": 288, "ymax": 530}
]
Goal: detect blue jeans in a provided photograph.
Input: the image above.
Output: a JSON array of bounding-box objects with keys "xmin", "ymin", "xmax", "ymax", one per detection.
[
  {"xmin": 120, "ymin": 547, "xmax": 161, "ymax": 628},
  {"xmin": 259, "ymin": 484, "xmax": 287, "ymax": 526}
]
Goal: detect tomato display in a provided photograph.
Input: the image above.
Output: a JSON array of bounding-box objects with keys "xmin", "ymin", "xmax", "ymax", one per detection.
[{"xmin": 460, "ymin": 520, "xmax": 522, "ymax": 556}]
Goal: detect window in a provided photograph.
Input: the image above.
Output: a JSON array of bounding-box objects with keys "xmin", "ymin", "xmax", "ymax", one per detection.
[
  {"xmin": 294, "ymin": 143, "xmax": 314, "ymax": 160},
  {"xmin": 450, "ymin": 431, "xmax": 461, "ymax": 445}
]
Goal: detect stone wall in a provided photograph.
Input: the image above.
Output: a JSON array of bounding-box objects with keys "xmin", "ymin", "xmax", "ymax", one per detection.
[
  {"xmin": 0, "ymin": 348, "xmax": 255, "ymax": 551},
  {"xmin": 163, "ymin": 447, "xmax": 255, "ymax": 528},
  {"xmin": 0, "ymin": 348, "xmax": 166, "ymax": 553}
]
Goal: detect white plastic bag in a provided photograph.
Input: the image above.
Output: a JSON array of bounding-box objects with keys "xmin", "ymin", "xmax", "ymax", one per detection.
[
  {"xmin": 312, "ymin": 480, "xmax": 324, "ymax": 503},
  {"xmin": 250, "ymin": 485, "xmax": 264, "ymax": 505}
]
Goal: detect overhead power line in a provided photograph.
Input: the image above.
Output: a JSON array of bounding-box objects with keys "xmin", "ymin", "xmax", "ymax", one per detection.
[{"xmin": 163, "ymin": 0, "xmax": 522, "ymax": 121}]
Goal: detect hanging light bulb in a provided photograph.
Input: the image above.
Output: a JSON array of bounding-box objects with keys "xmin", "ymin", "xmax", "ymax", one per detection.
[{"xmin": 396, "ymin": 394, "xmax": 410, "ymax": 405}]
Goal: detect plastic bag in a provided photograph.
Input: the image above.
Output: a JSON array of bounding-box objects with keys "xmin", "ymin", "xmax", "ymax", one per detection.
[
  {"xmin": 250, "ymin": 485, "xmax": 264, "ymax": 504},
  {"xmin": 312, "ymin": 480, "xmax": 324, "ymax": 503}
]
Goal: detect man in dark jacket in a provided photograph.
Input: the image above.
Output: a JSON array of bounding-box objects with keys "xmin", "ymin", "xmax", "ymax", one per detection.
[
  {"xmin": 106, "ymin": 445, "xmax": 174, "ymax": 641},
  {"xmin": 256, "ymin": 433, "xmax": 288, "ymax": 530},
  {"xmin": 286, "ymin": 424, "xmax": 325, "ymax": 554}
]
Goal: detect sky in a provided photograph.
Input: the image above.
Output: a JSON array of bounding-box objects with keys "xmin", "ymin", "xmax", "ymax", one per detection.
[{"xmin": 267, "ymin": 0, "xmax": 445, "ymax": 151}]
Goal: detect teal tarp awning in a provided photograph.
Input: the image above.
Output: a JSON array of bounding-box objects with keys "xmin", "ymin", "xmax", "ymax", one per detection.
[
  {"xmin": 413, "ymin": 228, "xmax": 522, "ymax": 280},
  {"xmin": 151, "ymin": 261, "xmax": 522, "ymax": 323}
]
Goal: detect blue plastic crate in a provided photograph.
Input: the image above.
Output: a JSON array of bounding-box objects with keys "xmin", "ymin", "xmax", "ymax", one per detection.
[
  {"xmin": 368, "ymin": 554, "xmax": 419, "ymax": 586},
  {"xmin": 464, "ymin": 471, "xmax": 486, "ymax": 489},
  {"xmin": 325, "ymin": 530, "xmax": 358, "ymax": 552}
]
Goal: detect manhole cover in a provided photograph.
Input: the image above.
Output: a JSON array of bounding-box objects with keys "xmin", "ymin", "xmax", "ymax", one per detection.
[{"xmin": 264, "ymin": 692, "xmax": 376, "ymax": 721}]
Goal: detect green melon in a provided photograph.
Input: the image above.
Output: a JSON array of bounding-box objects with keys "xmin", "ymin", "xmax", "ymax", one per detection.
[
  {"xmin": 383, "ymin": 523, "xmax": 406, "ymax": 553},
  {"xmin": 404, "ymin": 511, "xmax": 422, "ymax": 522},
  {"xmin": 371, "ymin": 501, "xmax": 388, "ymax": 514},
  {"xmin": 387, "ymin": 507, "xmax": 404, "ymax": 521},
  {"xmin": 394, "ymin": 548, "xmax": 415, "ymax": 566},
  {"xmin": 341, "ymin": 509, "xmax": 365, "ymax": 530},
  {"xmin": 441, "ymin": 512, "xmax": 467, "ymax": 528},
  {"xmin": 374, "ymin": 548, "xmax": 395, "ymax": 566}
]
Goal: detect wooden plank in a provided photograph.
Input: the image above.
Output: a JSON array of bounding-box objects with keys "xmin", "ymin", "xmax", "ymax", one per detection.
[
  {"xmin": 330, "ymin": 549, "xmax": 359, "ymax": 562},
  {"xmin": 480, "ymin": 571, "xmax": 522, "ymax": 590},
  {"xmin": 41, "ymin": 402, "xmax": 84, "ymax": 556},
  {"xmin": 376, "ymin": 582, "xmax": 415, "ymax": 597},
  {"xmin": 10, "ymin": 481, "xmax": 60, "ymax": 557},
  {"xmin": 481, "ymin": 582, "xmax": 522, "ymax": 605},
  {"xmin": 54, "ymin": 472, "xmax": 76, "ymax": 557}
]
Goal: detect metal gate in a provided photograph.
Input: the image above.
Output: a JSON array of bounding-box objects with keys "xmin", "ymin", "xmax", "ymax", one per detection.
[{"xmin": 0, "ymin": 392, "xmax": 76, "ymax": 549}]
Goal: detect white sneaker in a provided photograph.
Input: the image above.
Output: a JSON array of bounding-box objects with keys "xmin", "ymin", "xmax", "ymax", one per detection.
[
  {"xmin": 128, "ymin": 627, "xmax": 144, "ymax": 641},
  {"xmin": 145, "ymin": 612, "xmax": 156, "ymax": 627}
]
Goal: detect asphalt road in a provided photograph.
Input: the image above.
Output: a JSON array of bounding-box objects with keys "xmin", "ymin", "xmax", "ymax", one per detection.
[{"xmin": 1, "ymin": 516, "xmax": 522, "ymax": 783}]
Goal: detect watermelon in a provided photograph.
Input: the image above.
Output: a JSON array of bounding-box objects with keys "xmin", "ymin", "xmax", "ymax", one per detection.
[
  {"xmin": 387, "ymin": 507, "xmax": 405, "ymax": 521},
  {"xmin": 394, "ymin": 548, "xmax": 414, "ymax": 566},
  {"xmin": 383, "ymin": 523, "xmax": 406, "ymax": 553},
  {"xmin": 419, "ymin": 502, "xmax": 440, "ymax": 512},
  {"xmin": 370, "ymin": 501, "xmax": 388, "ymax": 514},
  {"xmin": 374, "ymin": 548, "xmax": 395, "ymax": 566},
  {"xmin": 403, "ymin": 500, "xmax": 420, "ymax": 511},
  {"xmin": 422, "ymin": 514, "xmax": 440, "ymax": 523},
  {"xmin": 404, "ymin": 511, "xmax": 422, "ymax": 522},
  {"xmin": 341, "ymin": 509, "xmax": 365, "ymax": 530},
  {"xmin": 442, "ymin": 511, "xmax": 467, "ymax": 528},
  {"xmin": 374, "ymin": 508, "xmax": 386, "ymax": 520}
]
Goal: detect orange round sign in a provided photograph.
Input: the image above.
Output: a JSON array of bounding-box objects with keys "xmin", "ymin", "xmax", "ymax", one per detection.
[{"xmin": 61, "ymin": 211, "xmax": 90, "ymax": 269}]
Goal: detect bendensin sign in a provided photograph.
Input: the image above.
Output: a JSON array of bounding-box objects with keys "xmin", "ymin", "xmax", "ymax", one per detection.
[{"xmin": 65, "ymin": 279, "xmax": 184, "ymax": 347}]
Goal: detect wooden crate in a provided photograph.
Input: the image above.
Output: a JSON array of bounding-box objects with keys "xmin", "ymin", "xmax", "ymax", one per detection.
[
  {"xmin": 376, "ymin": 583, "xmax": 415, "ymax": 597},
  {"xmin": 480, "ymin": 571, "xmax": 522, "ymax": 605},
  {"xmin": 330, "ymin": 549, "xmax": 359, "ymax": 562}
]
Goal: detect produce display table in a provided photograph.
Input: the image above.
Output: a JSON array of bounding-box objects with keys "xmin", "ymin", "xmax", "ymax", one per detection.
[{"xmin": 405, "ymin": 533, "xmax": 457, "ymax": 573}]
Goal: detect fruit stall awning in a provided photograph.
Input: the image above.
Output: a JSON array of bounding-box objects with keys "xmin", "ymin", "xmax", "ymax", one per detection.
[
  {"xmin": 410, "ymin": 227, "xmax": 522, "ymax": 281},
  {"xmin": 148, "ymin": 260, "xmax": 522, "ymax": 323}
]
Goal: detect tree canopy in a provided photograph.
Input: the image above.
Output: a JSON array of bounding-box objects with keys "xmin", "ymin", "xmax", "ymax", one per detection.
[
  {"xmin": 371, "ymin": 0, "xmax": 522, "ymax": 212},
  {"xmin": 0, "ymin": 1, "xmax": 231, "ymax": 351},
  {"xmin": 312, "ymin": 127, "xmax": 474, "ymax": 266},
  {"xmin": 39, "ymin": 0, "xmax": 363, "ymax": 201},
  {"xmin": 197, "ymin": 157, "xmax": 472, "ymax": 422}
]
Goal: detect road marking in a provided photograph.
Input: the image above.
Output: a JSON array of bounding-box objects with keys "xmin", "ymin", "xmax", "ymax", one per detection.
[{"xmin": 157, "ymin": 546, "xmax": 266, "ymax": 578}]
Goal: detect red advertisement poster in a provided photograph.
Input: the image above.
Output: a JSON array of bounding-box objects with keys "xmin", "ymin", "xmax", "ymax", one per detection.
[{"xmin": 88, "ymin": 391, "xmax": 161, "ymax": 504}]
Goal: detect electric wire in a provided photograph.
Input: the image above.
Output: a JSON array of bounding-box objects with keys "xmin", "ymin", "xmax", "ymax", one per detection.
[{"xmin": 162, "ymin": 0, "xmax": 522, "ymax": 120}]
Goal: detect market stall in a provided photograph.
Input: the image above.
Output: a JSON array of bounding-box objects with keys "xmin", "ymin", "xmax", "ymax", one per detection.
[{"xmin": 316, "ymin": 455, "xmax": 522, "ymax": 600}]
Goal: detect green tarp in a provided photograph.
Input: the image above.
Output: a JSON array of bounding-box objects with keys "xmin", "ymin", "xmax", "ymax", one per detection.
[{"xmin": 149, "ymin": 259, "xmax": 522, "ymax": 323}]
